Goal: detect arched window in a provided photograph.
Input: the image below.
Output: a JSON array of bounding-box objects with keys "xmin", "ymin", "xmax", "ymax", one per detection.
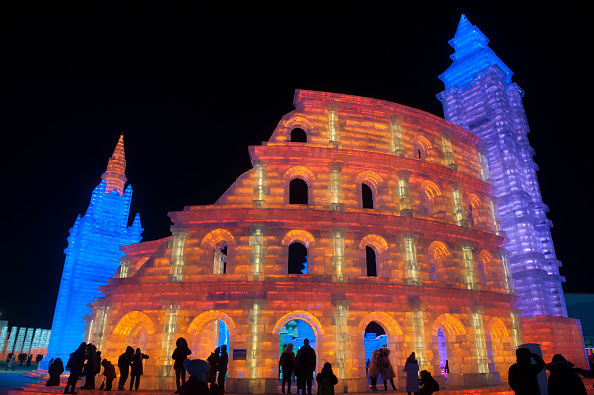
[
  {"xmin": 290, "ymin": 128, "xmax": 307, "ymax": 142},
  {"xmin": 214, "ymin": 244, "xmax": 227, "ymax": 274},
  {"xmin": 289, "ymin": 178, "xmax": 308, "ymax": 205},
  {"xmin": 362, "ymin": 183, "xmax": 373, "ymax": 209},
  {"xmin": 366, "ymin": 246, "xmax": 377, "ymax": 277},
  {"xmin": 288, "ymin": 242, "xmax": 307, "ymax": 274}
]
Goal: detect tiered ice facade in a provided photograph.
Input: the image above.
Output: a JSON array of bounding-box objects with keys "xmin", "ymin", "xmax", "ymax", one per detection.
[
  {"xmin": 437, "ymin": 15, "xmax": 585, "ymax": 363},
  {"xmin": 86, "ymin": 89, "xmax": 525, "ymax": 391},
  {"xmin": 44, "ymin": 135, "xmax": 143, "ymax": 368}
]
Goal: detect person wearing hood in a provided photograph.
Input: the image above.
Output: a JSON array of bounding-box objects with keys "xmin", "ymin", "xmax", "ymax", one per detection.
[
  {"xmin": 130, "ymin": 348, "xmax": 149, "ymax": 390},
  {"xmin": 316, "ymin": 362, "xmax": 338, "ymax": 395},
  {"xmin": 179, "ymin": 358, "xmax": 214, "ymax": 395},
  {"xmin": 172, "ymin": 337, "xmax": 192, "ymax": 394},
  {"xmin": 101, "ymin": 359, "xmax": 117, "ymax": 391},
  {"xmin": 546, "ymin": 354, "xmax": 587, "ymax": 395},
  {"xmin": 117, "ymin": 346, "xmax": 135, "ymax": 390},
  {"xmin": 403, "ymin": 352, "xmax": 419, "ymax": 395},
  {"xmin": 46, "ymin": 357, "xmax": 64, "ymax": 386},
  {"xmin": 508, "ymin": 347, "xmax": 545, "ymax": 395},
  {"xmin": 65, "ymin": 342, "xmax": 87, "ymax": 394}
]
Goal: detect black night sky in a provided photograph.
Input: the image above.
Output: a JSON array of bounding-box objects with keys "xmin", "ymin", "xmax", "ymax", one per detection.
[{"xmin": 1, "ymin": 4, "xmax": 592, "ymax": 328}]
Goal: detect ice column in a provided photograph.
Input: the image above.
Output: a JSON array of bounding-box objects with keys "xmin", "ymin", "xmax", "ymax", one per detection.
[
  {"xmin": 402, "ymin": 234, "xmax": 420, "ymax": 286},
  {"xmin": 91, "ymin": 307, "xmax": 109, "ymax": 351},
  {"xmin": 327, "ymin": 104, "xmax": 341, "ymax": 148},
  {"xmin": 159, "ymin": 302, "xmax": 180, "ymax": 389},
  {"xmin": 330, "ymin": 228, "xmax": 347, "ymax": 282},
  {"xmin": 397, "ymin": 171, "xmax": 413, "ymax": 218},
  {"xmin": 451, "ymin": 184, "xmax": 468, "ymax": 227},
  {"xmin": 245, "ymin": 299, "xmax": 267, "ymax": 382},
  {"xmin": 500, "ymin": 253, "xmax": 513, "ymax": 293},
  {"xmin": 249, "ymin": 225, "xmax": 266, "ymax": 281},
  {"xmin": 253, "ymin": 160, "xmax": 269, "ymax": 209},
  {"xmin": 389, "ymin": 115, "xmax": 405, "ymax": 156},
  {"xmin": 120, "ymin": 257, "xmax": 130, "ymax": 278},
  {"xmin": 408, "ymin": 296, "xmax": 427, "ymax": 367},
  {"xmin": 441, "ymin": 130, "xmax": 456, "ymax": 170},
  {"xmin": 461, "ymin": 243, "xmax": 479, "ymax": 291},
  {"xmin": 331, "ymin": 299, "xmax": 352, "ymax": 381},
  {"xmin": 470, "ymin": 306, "xmax": 490, "ymax": 375},
  {"xmin": 328, "ymin": 162, "xmax": 344, "ymax": 212},
  {"xmin": 478, "ymin": 149, "xmax": 491, "ymax": 181},
  {"xmin": 168, "ymin": 229, "xmax": 187, "ymax": 282}
]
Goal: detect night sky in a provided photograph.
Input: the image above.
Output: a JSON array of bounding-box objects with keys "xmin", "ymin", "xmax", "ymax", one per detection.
[{"xmin": 1, "ymin": 4, "xmax": 591, "ymax": 329}]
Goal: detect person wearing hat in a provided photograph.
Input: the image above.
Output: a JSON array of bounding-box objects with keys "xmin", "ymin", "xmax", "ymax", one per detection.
[
  {"xmin": 546, "ymin": 354, "xmax": 587, "ymax": 395},
  {"xmin": 179, "ymin": 359, "xmax": 213, "ymax": 395}
]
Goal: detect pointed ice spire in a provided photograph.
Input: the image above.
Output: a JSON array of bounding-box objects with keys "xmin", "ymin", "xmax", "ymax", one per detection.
[
  {"xmin": 448, "ymin": 14, "xmax": 490, "ymax": 61},
  {"xmin": 438, "ymin": 14, "xmax": 513, "ymax": 90},
  {"xmin": 101, "ymin": 134, "xmax": 128, "ymax": 196}
]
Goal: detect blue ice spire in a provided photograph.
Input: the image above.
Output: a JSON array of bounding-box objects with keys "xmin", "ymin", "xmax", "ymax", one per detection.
[
  {"xmin": 43, "ymin": 135, "xmax": 143, "ymax": 366},
  {"xmin": 437, "ymin": 16, "xmax": 567, "ymax": 318},
  {"xmin": 439, "ymin": 14, "xmax": 513, "ymax": 90}
]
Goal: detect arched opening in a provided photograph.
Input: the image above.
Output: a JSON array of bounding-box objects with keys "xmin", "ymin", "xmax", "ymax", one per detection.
[
  {"xmin": 188, "ymin": 319, "xmax": 231, "ymax": 361},
  {"xmin": 291, "ymin": 128, "xmax": 307, "ymax": 142},
  {"xmin": 288, "ymin": 242, "xmax": 307, "ymax": 274},
  {"xmin": 289, "ymin": 178, "xmax": 308, "ymax": 205},
  {"xmin": 366, "ymin": 246, "xmax": 377, "ymax": 277},
  {"xmin": 278, "ymin": 320, "xmax": 316, "ymax": 386},
  {"xmin": 214, "ymin": 243, "xmax": 227, "ymax": 274},
  {"xmin": 437, "ymin": 327, "xmax": 449, "ymax": 379},
  {"xmin": 362, "ymin": 183, "xmax": 374, "ymax": 209}
]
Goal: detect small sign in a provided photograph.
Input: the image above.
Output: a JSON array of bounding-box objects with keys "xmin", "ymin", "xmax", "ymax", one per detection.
[{"xmin": 233, "ymin": 349, "xmax": 247, "ymax": 360}]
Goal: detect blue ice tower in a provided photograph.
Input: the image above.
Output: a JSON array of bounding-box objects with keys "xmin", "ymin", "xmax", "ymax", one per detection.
[
  {"xmin": 437, "ymin": 15, "xmax": 566, "ymax": 318},
  {"xmin": 44, "ymin": 135, "xmax": 143, "ymax": 365}
]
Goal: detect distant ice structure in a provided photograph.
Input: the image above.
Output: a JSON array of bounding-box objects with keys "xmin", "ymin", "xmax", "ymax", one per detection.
[{"xmin": 42, "ymin": 135, "xmax": 142, "ymax": 367}]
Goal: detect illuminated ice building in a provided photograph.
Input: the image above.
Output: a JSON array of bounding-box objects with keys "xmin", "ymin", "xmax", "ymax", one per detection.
[
  {"xmin": 43, "ymin": 135, "xmax": 143, "ymax": 368},
  {"xmin": 79, "ymin": 15, "xmax": 585, "ymax": 393}
]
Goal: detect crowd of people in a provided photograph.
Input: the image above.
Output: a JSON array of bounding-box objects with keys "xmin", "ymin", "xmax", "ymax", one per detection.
[
  {"xmin": 4, "ymin": 352, "xmax": 44, "ymax": 370},
  {"xmin": 41, "ymin": 340, "xmax": 594, "ymax": 395}
]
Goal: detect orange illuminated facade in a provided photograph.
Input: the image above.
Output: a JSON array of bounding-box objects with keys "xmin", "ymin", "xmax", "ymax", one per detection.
[{"xmin": 85, "ymin": 90, "xmax": 529, "ymax": 392}]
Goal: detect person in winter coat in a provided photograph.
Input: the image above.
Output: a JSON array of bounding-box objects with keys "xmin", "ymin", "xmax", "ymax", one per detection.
[
  {"xmin": 65, "ymin": 342, "xmax": 87, "ymax": 394},
  {"xmin": 172, "ymin": 337, "xmax": 192, "ymax": 394},
  {"xmin": 368, "ymin": 349, "xmax": 381, "ymax": 391},
  {"xmin": 296, "ymin": 339, "xmax": 317, "ymax": 395},
  {"xmin": 46, "ymin": 358, "xmax": 64, "ymax": 386},
  {"xmin": 117, "ymin": 346, "xmax": 135, "ymax": 390},
  {"xmin": 280, "ymin": 344, "xmax": 297, "ymax": 393},
  {"xmin": 546, "ymin": 354, "xmax": 587, "ymax": 395},
  {"xmin": 379, "ymin": 346, "xmax": 397, "ymax": 391},
  {"xmin": 82, "ymin": 343, "xmax": 98, "ymax": 389},
  {"xmin": 508, "ymin": 347, "xmax": 545, "ymax": 395},
  {"xmin": 418, "ymin": 370, "xmax": 439, "ymax": 395},
  {"xmin": 217, "ymin": 345, "xmax": 229, "ymax": 391},
  {"xmin": 316, "ymin": 362, "xmax": 338, "ymax": 395},
  {"xmin": 403, "ymin": 352, "xmax": 419, "ymax": 395},
  {"xmin": 5, "ymin": 355, "xmax": 15, "ymax": 371},
  {"xmin": 101, "ymin": 359, "xmax": 117, "ymax": 391},
  {"xmin": 130, "ymin": 348, "xmax": 149, "ymax": 390},
  {"xmin": 206, "ymin": 348, "xmax": 220, "ymax": 389},
  {"xmin": 179, "ymin": 359, "xmax": 213, "ymax": 395}
]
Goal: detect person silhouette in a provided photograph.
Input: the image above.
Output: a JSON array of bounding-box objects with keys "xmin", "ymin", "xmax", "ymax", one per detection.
[{"xmin": 508, "ymin": 347, "xmax": 545, "ymax": 395}]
